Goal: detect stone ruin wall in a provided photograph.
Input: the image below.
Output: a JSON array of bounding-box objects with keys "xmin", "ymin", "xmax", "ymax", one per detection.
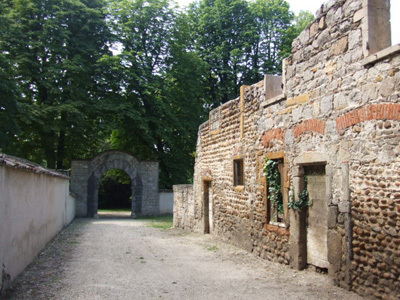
[
  {"xmin": 71, "ymin": 151, "xmax": 159, "ymax": 217},
  {"xmin": 174, "ymin": 0, "xmax": 400, "ymax": 299},
  {"xmin": 173, "ymin": 184, "xmax": 196, "ymax": 230}
]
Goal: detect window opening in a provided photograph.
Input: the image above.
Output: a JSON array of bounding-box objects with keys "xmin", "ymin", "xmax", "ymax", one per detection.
[
  {"xmin": 233, "ymin": 159, "xmax": 244, "ymax": 186},
  {"xmin": 265, "ymin": 158, "xmax": 285, "ymax": 225}
]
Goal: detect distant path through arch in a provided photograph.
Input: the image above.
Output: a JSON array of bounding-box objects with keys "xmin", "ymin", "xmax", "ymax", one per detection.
[{"xmin": 70, "ymin": 150, "xmax": 159, "ymax": 217}]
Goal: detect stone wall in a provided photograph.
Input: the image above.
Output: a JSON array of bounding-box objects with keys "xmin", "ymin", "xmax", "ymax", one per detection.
[
  {"xmin": 71, "ymin": 150, "xmax": 159, "ymax": 217},
  {"xmin": 0, "ymin": 154, "xmax": 75, "ymax": 292},
  {"xmin": 174, "ymin": 0, "xmax": 400, "ymax": 299},
  {"xmin": 173, "ymin": 185, "xmax": 196, "ymax": 230},
  {"xmin": 159, "ymin": 190, "xmax": 174, "ymax": 214}
]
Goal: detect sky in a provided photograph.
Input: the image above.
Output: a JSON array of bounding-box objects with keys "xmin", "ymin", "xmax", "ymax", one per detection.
[{"xmin": 176, "ymin": 0, "xmax": 400, "ymax": 45}]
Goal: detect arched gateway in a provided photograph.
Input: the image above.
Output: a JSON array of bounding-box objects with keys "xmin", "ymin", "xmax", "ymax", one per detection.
[{"xmin": 70, "ymin": 150, "xmax": 159, "ymax": 217}]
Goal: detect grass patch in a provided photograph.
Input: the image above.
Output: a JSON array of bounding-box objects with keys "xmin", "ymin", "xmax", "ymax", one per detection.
[
  {"xmin": 207, "ymin": 245, "xmax": 218, "ymax": 251},
  {"xmin": 98, "ymin": 208, "xmax": 131, "ymax": 213},
  {"xmin": 137, "ymin": 215, "xmax": 173, "ymax": 229}
]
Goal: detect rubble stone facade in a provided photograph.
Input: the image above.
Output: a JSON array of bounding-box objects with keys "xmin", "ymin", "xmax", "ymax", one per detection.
[{"xmin": 173, "ymin": 0, "xmax": 400, "ymax": 299}]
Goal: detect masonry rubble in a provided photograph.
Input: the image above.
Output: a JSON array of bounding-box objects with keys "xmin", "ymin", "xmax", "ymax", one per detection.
[{"xmin": 173, "ymin": 0, "xmax": 400, "ymax": 299}]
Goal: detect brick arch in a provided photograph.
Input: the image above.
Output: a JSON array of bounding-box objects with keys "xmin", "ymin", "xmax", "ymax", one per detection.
[
  {"xmin": 261, "ymin": 128, "xmax": 285, "ymax": 148},
  {"xmin": 71, "ymin": 150, "xmax": 159, "ymax": 218},
  {"xmin": 336, "ymin": 103, "xmax": 400, "ymax": 131},
  {"xmin": 293, "ymin": 119, "xmax": 326, "ymax": 138}
]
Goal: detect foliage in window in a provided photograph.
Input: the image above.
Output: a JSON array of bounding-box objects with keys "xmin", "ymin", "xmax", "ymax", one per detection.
[
  {"xmin": 288, "ymin": 176, "xmax": 311, "ymax": 211},
  {"xmin": 263, "ymin": 158, "xmax": 283, "ymax": 220}
]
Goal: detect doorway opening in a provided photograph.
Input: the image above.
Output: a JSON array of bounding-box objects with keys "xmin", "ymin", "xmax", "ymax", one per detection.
[
  {"xmin": 304, "ymin": 164, "xmax": 329, "ymax": 269},
  {"xmin": 98, "ymin": 169, "xmax": 132, "ymax": 218},
  {"xmin": 203, "ymin": 181, "xmax": 212, "ymax": 234}
]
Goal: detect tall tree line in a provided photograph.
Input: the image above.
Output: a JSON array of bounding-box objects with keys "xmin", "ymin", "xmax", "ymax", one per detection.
[{"xmin": 0, "ymin": 0, "xmax": 313, "ymax": 188}]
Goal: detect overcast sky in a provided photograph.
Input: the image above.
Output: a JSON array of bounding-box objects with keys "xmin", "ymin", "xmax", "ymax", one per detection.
[{"xmin": 176, "ymin": 0, "xmax": 400, "ymax": 45}]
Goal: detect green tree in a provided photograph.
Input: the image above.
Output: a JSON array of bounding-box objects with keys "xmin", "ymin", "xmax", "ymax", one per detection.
[
  {"xmin": 247, "ymin": 0, "xmax": 294, "ymax": 78},
  {"xmin": 294, "ymin": 10, "xmax": 315, "ymax": 33},
  {"xmin": 104, "ymin": 0, "xmax": 208, "ymax": 187},
  {"xmin": 2, "ymin": 0, "xmax": 111, "ymax": 168},
  {"xmin": 188, "ymin": 0, "xmax": 254, "ymax": 105},
  {"xmin": 0, "ymin": 1, "xmax": 19, "ymax": 150},
  {"xmin": 280, "ymin": 10, "xmax": 315, "ymax": 58},
  {"xmin": 188, "ymin": 0, "xmax": 296, "ymax": 106}
]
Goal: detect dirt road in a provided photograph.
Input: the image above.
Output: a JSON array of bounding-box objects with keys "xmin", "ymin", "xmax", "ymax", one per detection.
[{"xmin": 5, "ymin": 217, "xmax": 363, "ymax": 300}]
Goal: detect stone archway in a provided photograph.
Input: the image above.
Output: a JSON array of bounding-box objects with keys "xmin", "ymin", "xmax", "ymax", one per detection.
[{"xmin": 70, "ymin": 150, "xmax": 159, "ymax": 218}]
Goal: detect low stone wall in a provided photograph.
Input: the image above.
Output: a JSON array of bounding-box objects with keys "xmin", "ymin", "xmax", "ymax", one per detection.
[
  {"xmin": 0, "ymin": 154, "xmax": 75, "ymax": 292},
  {"xmin": 173, "ymin": 185, "xmax": 197, "ymax": 230},
  {"xmin": 159, "ymin": 190, "xmax": 173, "ymax": 214}
]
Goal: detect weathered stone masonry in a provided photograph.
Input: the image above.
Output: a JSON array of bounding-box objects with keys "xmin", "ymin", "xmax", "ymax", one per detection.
[
  {"xmin": 71, "ymin": 150, "xmax": 159, "ymax": 217},
  {"xmin": 174, "ymin": 0, "xmax": 400, "ymax": 299}
]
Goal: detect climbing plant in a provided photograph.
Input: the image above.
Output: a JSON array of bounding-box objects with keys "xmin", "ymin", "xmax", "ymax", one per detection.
[
  {"xmin": 288, "ymin": 176, "xmax": 311, "ymax": 211},
  {"xmin": 263, "ymin": 158, "xmax": 284, "ymax": 216}
]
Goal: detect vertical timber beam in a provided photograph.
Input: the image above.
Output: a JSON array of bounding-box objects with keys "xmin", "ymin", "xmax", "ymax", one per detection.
[{"xmin": 240, "ymin": 85, "xmax": 250, "ymax": 140}]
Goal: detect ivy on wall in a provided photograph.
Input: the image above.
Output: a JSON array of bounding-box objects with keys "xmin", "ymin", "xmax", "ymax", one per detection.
[
  {"xmin": 288, "ymin": 176, "xmax": 311, "ymax": 211},
  {"xmin": 263, "ymin": 158, "xmax": 284, "ymax": 216}
]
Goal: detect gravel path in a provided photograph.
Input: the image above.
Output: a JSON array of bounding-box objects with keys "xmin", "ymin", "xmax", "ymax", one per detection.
[{"xmin": 4, "ymin": 217, "xmax": 363, "ymax": 300}]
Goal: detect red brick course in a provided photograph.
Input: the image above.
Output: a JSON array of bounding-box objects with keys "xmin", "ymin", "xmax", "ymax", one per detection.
[
  {"xmin": 336, "ymin": 103, "xmax": 400, "ymax": 131},
  {"xmin": 261, "ymin": 128, "xmax": 285, "ymax": 147},
  {"xmin": 293, "ymin": 119, "xmax": 326, "ymax": 138}
]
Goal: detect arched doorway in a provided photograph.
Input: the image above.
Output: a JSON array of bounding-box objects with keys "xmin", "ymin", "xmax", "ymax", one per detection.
[
  {"xmin": 70, "ymin": 150, "xmax": 159, "ymax": 218},
  {"xmin": 86, "ymin": 157, "xmax": 142, "ymax": 218},
  {"xmin": 98, "ymin": 169, "xmax": 132, "ymax": 213}
]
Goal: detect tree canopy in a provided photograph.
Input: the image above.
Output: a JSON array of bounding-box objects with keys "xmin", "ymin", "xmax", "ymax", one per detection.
[{"xmin": 0, "ymin": 0, "xmax": 314, "ymax": 188}]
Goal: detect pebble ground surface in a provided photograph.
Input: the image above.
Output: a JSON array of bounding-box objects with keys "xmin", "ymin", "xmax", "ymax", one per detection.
[{"xmin": 4, "ymin": 214, "xmax": 364, "ymax": 300}]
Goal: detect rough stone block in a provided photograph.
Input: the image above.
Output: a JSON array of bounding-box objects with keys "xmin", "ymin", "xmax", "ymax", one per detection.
[
  {"xmin": 328, "ymin": 206, "xmax": 338, "ymax": 228},
  {"xmin": 310, "ymin": 22, "xmax": 319, "ymax": 37},
  {"xmin": 329, "ymin": 36, "xmax": 348, "ymax": 57},
  {"xmin": 286, "ymin": 94, "xmax": 310, "ymax": 107},
  {"xmin": 328, "ymin": 229, "xmax": 342, "ymax": 272},
  {"xmin": 321, "ymin": 95, "xmax": 333, "ymax": 115}
]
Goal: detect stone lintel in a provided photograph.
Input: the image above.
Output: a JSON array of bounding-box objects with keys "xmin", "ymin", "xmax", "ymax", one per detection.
[
  {"xmin": 361, "ymin": 44, "xmax": 400, "ymax": 66},
  {"xmin": 261, "ymin": 94, "xmax": 286, "ymax": 108},
  {"xmin": 294, "ymin": 152, "xmax": 328, "ymax": 165}
]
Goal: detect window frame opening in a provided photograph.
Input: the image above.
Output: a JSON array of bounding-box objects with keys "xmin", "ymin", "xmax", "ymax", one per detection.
[
  {"xmin": 233, "ymin": 158, "xmax": 244, "ymax": 187},
  {"xmin": 264, "ymin": 152, "xmax": 289, "ymax": 228}
]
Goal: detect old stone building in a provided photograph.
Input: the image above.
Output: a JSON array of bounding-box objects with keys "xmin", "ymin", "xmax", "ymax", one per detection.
[{"xmin": 173, "ymin": 0, "xmax": 400, "ymax": 299}]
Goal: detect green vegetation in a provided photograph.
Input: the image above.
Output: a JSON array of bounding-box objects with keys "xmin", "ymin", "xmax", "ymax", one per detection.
[
  {"xmin": 98, "ymin": 208, "xmax": 132, "ymax": 213},
  {"xmin": 98, "ymin": 170, "xmax": 131, "ymax": 209},
  {"xmin": 288, "ymin": 176, "xmax": 311, "ymax": 211},
  {"xmin": 264, "ymin": 158, "xmax": 284, "ymax": 215},
  {"xmin": 0, "ymin": 0, "xmax": 314, "ymax": 188},
  {"xmin": 206, "ymin": 245, "xmax": 219, "ymax": 251},
  {"xmin": 138, "ymin": 215, "xmax": 173, "ymax": 229}
]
